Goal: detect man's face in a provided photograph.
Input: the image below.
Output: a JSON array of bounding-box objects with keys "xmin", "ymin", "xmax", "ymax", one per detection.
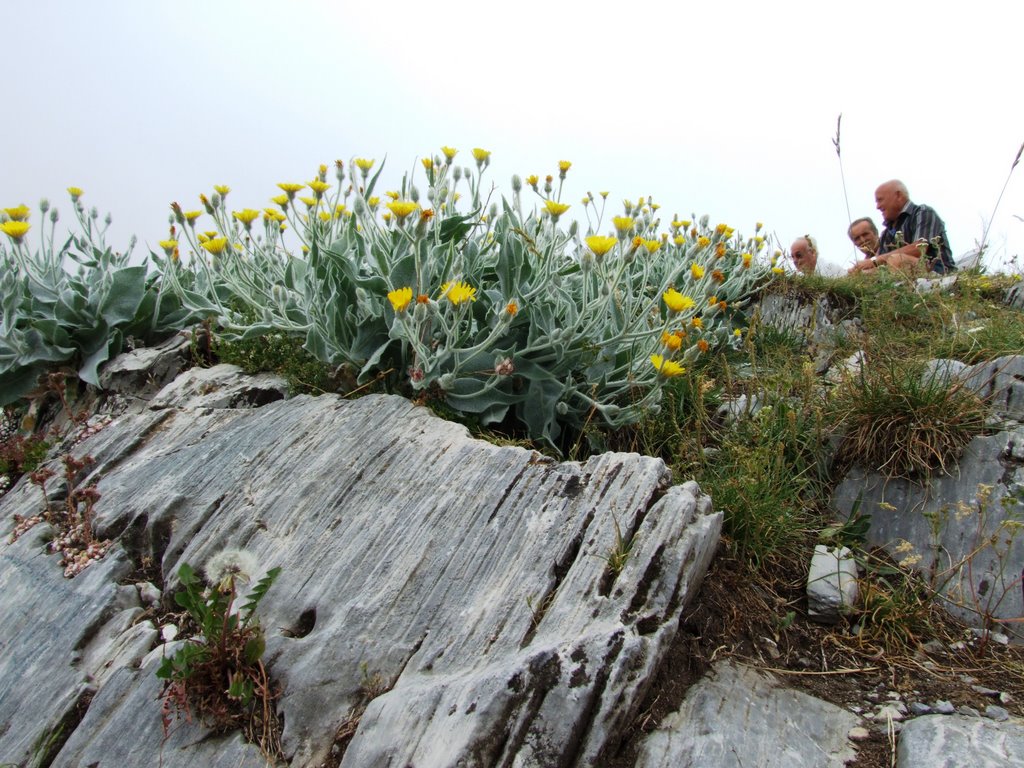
[
  {"xmin": 875, "ymin": 184, "xmax": 904, "ymax": 224},
  {"xmin": 790, "ymin": 239, "xmax": 817, "ymax": 274},
  {"xmin": 849, "ymin": 221, "xmax": 880, "ymax": 256}
]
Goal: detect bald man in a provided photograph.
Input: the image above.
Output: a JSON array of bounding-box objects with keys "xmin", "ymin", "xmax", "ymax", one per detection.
[
  {"xmin": 790, "ymin": 235, "xmax": 845, "ymax": 276},
  {"xmin": 849, "ymin": 181, "xmax": 955, "ymax": 274}
]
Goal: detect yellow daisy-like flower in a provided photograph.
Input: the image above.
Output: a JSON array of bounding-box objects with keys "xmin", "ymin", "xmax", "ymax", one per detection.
[
  {"xmin": 308, "ymin": 179, "xmax": 330, "ymax": 194},
  {"xmin": 697, "ymin": 339, "xmax": 710, "ymax": 353},
  {"xmin": 213, "ymin": 185, "xmax": 230, "ymax": 196},
  {"xmin": 558, "ymin": 160, "xmax": 571, "ymax": 172},
  {"xmin": 442, "ymin": 280, "xmax": 477, "ymax": 306},
  {"xmin": 1, "ymin": 221, "xmax": 31, "ymax": 241},
  {"xmin": 715, "ymin": 243, "xmax": 727, "ymax": 258},
  {"xmin": 298, "ymin": 196, "xmax": 318, "ymax": 209},
  {"xmin": 544, "ymin": 200, "xmax": 570, "ymax": 218},
  {"xmin": 631, "ymin": 235, "xmax": 644, "ymax": 248},
  {"xmin": 755, "ymin": 221, "xmax": 763, "ymax": 231},
  {"xmin": 643, "ymin": 239, "xmax": 662, "ymax": 254},
  {"xmin": 386, "ymin": 200, "xmax": 419, "ymax": 219},
  {"xmin": 184, "ymin": 210, "xmax": 202, "ymax": 223},
  {"xmin": 471, "ymin": 147, "xmax": 491, "ymax": 163},
  {"xmin": 382, "ymin": 212, "xmax": 392, "ymax": 223},
  {"xmin": 525, "ymin": 174, "xmax": 539, "ymax": 188},
  {"xmin": 388, "ymin": 286, "xmax": 413, "ymax": 313},
  {"xmin": 3, "ymin": 205, "xmax": 30, "ymax": 221},
  {"xmin": 201, "ymin": 237, "xmax": 229, "ymax": 255},
  {"xmin": 663, "ymin": 288, "xmax": 694, "ymax": 313},
  {"xmin": 742, "ymin": 253, "xmax": 753, "ymax": 268},
  {"xmin": 505, "ymin": 300, "xmax": 519, "ymax": 317},
  {"xmin": 271, "ymin": 194, "xmax": 289, "ymax": 207},
  {"xmin": 67, "ymin": 186, "xmax": 84, "ymax": 199},
  {"xmin": 263, "ymin": 208, "xmax": 285, "ymax": 222},
  {"xmin": 691, "ymin": 264, "xmax": 705, "ymax": 279},
  {"xmin": 612, "ymin": 216, "xmax": 634, "ymax": 233},
  {"xmin": 660, "ymin": 331, "xmax": 683, "ymax": 352},
  {"xmin": 681, "ymin": 220, "xmax": 691, "ymax": 228},
  {"xmin": 708, "ymin": 296, "xmax": 718, "ymax": 306},
  {"xmin": 772, "ymin": 266, "xmax": 785, "ymax": 274},
  {"xmin": 441, "ymin": 146, "xmax": 458, "ymax": 161},
  {"xmin": 384, "ymin": 190, "xmax": 400, "ymax": 201},
  {"xmin": 158, "ymin": 239, "xmax": 177, "ymax": 252},
  {"xmin": 671, "ymin": 220, "xmax": 686, "ymax": 230},
  {"xmin": 367, "ymin": 196, "xmax": 380, "ymax": 209},
  {"xmin": 586, "ymin": 235, "xmax": 617, "ymax": 257},
  {"xmin": 232, "ymin": 209, "xmax": 260, "ymax": 226},
  {"xmin": 318, "ymin": 211, "xmax": 332, "ymax": 222},
  {"xmin": 697, "ymin": 236, "xmax": 711, "ymax": 248},
  {"xmin": 354, "ymin": 158, "xmax": 375, "ymax": 172},
  {"xmin": 691, "ymin": 316, "xmax": 703, "ymax": 329},
  {"xmin": 733, "ymin": 328, "xmax": 744, "ymax": 337},
  {"xmin": 650, "ymin": 354, "xmax": 685, "ymax": 378},
  {"xmin": 277, "ymin": 182, "xmax": 304, "ymax": 194},
  {"xmin": 673, "ymin": 235, "xmax": 685, "ymax": 246},
  {"xmin": 421, "ymin": 157, "xmax": 433, "ymax": 171}
]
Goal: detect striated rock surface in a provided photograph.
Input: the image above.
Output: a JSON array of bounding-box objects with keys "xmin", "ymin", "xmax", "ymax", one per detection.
[
  {"xmin": 0, "ymin": 369, "xmax": 722, "ymax": 767},
  {"xmin": 897, "ymin": 714, "xmax": 1024, "ymax": 768},
  {"xmin": 635, "ymin": 661, "xmax": 860, "ymax": 767}
]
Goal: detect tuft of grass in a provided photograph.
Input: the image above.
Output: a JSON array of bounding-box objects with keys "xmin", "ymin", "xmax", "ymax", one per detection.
[
  {"xmin": 213, "ymin": 331, "xmax": 346, "ymax": 396},
  {"xmin": 833, "ymin": 354, "xmax": 990, "ymax": 479}
]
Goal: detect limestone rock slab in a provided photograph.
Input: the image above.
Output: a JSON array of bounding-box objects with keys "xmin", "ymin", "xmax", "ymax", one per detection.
[
  {"xmin": 635, "ymin": 661, "xmax": 860, "ymax": 767},
  {"xmin": 897, "ymin": 714, "xmax": 1024, "ymax": 768},
  {"xmin": 2, "ymin": 390, "xmax": 722, "ymax": 768}
]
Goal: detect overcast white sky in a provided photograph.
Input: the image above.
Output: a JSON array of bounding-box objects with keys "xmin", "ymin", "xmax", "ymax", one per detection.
[{"xmin": 4, "ymin": 1, "xmax": 1023, "ymax": 272}]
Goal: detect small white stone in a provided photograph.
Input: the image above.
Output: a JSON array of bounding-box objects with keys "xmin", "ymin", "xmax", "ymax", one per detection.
[
  {"xmin": 848, "ymin": 726, "xmax": 870, "ymax": 741},
  {"xmin": 161, "ymin": 624, "xmax": 178, "ymax": 643}
]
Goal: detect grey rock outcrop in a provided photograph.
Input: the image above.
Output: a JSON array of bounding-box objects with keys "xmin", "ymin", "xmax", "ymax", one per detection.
[
  {"xmin": 897, "ymin": 714, "xmax": 1024, "ymax": 767},
  {"xmin": 833, "ymin": 356, "xmax": 1024, "ymax": 638},
  {"xmin": 0, "ymin": 376, "xmax": 723, "ymax": 767},
  {"xmin": 807, "ymin": 545, "xmax": 859, "ymax": 623},
  {"xmin": 635, "ymin": 661, "xmax": 860, "ymax": 767}
]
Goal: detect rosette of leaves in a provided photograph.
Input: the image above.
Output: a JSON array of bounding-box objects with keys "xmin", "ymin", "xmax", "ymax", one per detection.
[
  {"xmin": 0, "ymin": 208, "xmax": 189, "ymax": 405},
  {"xmin": 157, "ymin": 560, "xmax": 281, "ymax": 745}
]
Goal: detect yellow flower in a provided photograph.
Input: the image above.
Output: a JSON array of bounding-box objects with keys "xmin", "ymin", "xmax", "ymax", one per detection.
[
  {"xmin": 263, "ymin": 208, "xmax": 286, "ymax": 222},
  {"xmin": 308, "ymin": 179, "xmax": 331, "ymax": 194},
  {"xmin": 67, "ymin": 186, "xmax": 83, "ymax": 199},
  {"xmin": 772, "ymin": 266, "xmax": 785, "ymax": 274},
  {"xmin": 277, "ymin": 182, "xmax": 304, "ymax": 194},
  {"xmin": 742, "ymin": 253, "xmax": 753, "ymax": 268},
  {"xmin": 586, "ymin": 235, "xmax": 617, "ymax": 257},
  {"xmin": 544, "ymin": 200, "xmax": 570, "ymax": 218},
  {"xmin": 681, "ymin": 220, "xmax": 691, "ymax": 228},
  {"xmin": 386, "ymin": 200, "xmax": 419, "ymax": 219},
  {"xmin": 691, "ymin": 316, "xmax": 703, "ymax": 329},
  {"xmin": 354, "ymin": 158, "xmax": 375, "ymax": 172},
  {"xmin": 708, "ymin": 296, "xmax": 718, "ymax": 306},
  {"xmin": 214, "ymin": 185, "xmax": 230, "ymax": 196},
  {"xmin": 733, "ymin": 328, "xmax": 743, "ymax": 337},
  {"xmin": 388, "ymin": 286, "xmax": 413, "ymax": 313},
  {"xmin": 201, "ymin": 237, "xmax": 228, "ymax": 255},
  {"xmin": 505, "ymin": 300, "xmax": 519, "ymax": 317},
  {"xmin": 525, "ymin": 174, "xmax": 539, "ymax": 188},
  {"xmin": 663, "ymin": 288, "xmax": 694, "ymax": 313},
  {"xmin": 671, "ymin": 220, "xmax": 686, "ymax": 230},
  {"xmin": 631, "ymin": 235, "xmax": 644, "ymax": 248},
  {"xmin": 183, "ymin": 210, "xmax": 202, "ymax": 223},
  {"xmin": 673, "ymin": 235, "xmax": 685, "ymax": 246},
  {"xmin": 612, "ymin": 216, "xmax": 634, "ymax": 233},
  {"xmin": 697, "ymin": 236, "xmax": 711, "ymax": 248},
  {"xmin": 3, "ymin": 205, "xmax": 30, "ymax": 221},
  {"xmin": 643, "ymin": 239, "xmax": 662, "ymax": 254},
  {"xmin": 718, "ymin": 300, "xmax": 728, "ymax": 311},
  {"xmin": 691, "ymin": 264, "xmax": 705, "ymax": 279},
  {"xmin": 384, "ymin": 190, "xmax": 400, "ymax": 201},
  {"xmin": 382, "ymin": 212, "xmax": 392, "ymax": 223},
  {"xmin": 712, "ymin": 269, "xmax": 725, "ymax": 283},
  {"xmin": 715, "ymin": 243, "xmax": 727, "ymax": 258},
  {"xmin": 697, "ymin": 339, "xmax": 710, "ymax": 353},
  {"xmin": 650, "ymin": 354, "xmax": 685, "ymax": 377},
  {"xmin": 1, "ymin": 221, "xmax": 31, "ymax": 241},
  {"xmin": 441, "ymin": 146, "xmax": 458, "ymax": 161},
  {"xmin": 660, "ymin": 331, "xmax": 683, "ymax": 351},
  {"xmin": 158, "ymin": 239, "xmax": 178, "ymax": 252},
  {"xmin": 367, "ymin": 196, "xmax": 380, "ymax": 209},
  {"xmin": 558, "ymin": 160, "xmax": 572, "ymax": 172},
  {"xmin": 421, "ymin": 157, "xmax": 433, "ymax": 171},
  {"xmin": 442, "ymin": 280, "xmax": 477, "ymax": 306},
  {"xmin": 471, "ymin": 147, "xmax": 491, "ymax": 163},
  {"xmin": 298, "ymin": 196, "xmax": 318, "ymax": 208},
  {"xmin": 755, "ymin": 221, "xmax": 764, "ymax": 231},
  {"xmin": 271, "ymin": 194, "xmax": 289, "ymax": 207},
  {"xmin": 232, "ymin": 209, "xmax": 260, "ymax": 226},
  {"xmin": 318, "ymin": 211, "xmax": 332, "ymax": 222}
]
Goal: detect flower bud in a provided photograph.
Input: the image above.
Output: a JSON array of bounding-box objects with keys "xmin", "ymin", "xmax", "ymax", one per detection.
[
  {"xmin": 50, "ymin": 209, "xmax": 59, "ymax": 223},
  {"xmin": 410, "ymin": 185, "xmax": 420, "ymax": 203},
  {"xmin": 511, "ymin": 174, "xmax": 522, "ymax": 193},
  {"xmin": 556, "ymin": 401, "xmax": 569, "ymax": 416},
  {"xmin": 105, "ymin": 213, "xmax": 113, "ymax": 225},
  {"xmin": 438, "ymin": 373, "xmax": 456, "ymax": 390},
  {"xmin": 568, "ymin": 220, "xmax": 578, "ymax": 237},
  {"xmin": 90, "ymin": 206, "xmax": 99, "ymax": 220},
  {"xmin": 453, "ymin": 166, "xmax": 463, "ymax": 182},
  {"xmin": 39, "ymin": 199, "xmax": 50, "ymax": 214}
]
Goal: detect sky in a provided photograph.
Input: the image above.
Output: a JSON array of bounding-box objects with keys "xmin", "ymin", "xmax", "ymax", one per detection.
[{"xmin": 4, "ymin": 1, "xmax": 1024, "ymax": 273}]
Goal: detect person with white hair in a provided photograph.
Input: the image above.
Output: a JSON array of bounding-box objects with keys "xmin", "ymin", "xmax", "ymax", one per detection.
[
  {"xmin": 790, "ymin": 234, "xmax": 846, "ymax": 277},
  {"xmin": 849, "ymin": 180, "xmax": 955, "ymax": 274}
]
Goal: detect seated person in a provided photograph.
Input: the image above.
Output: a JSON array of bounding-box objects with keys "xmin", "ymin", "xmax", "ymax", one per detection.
[
  {"xmin": 849, "ymin": 181, "xmax": 955, "ymax": 274},
  {"xmin": 847, "ymin": 217, "xmax": 880, "ymax": 258},
  {"xmin": 790, "ymin": 235, "xmax": 846, "ymax": 277}
]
